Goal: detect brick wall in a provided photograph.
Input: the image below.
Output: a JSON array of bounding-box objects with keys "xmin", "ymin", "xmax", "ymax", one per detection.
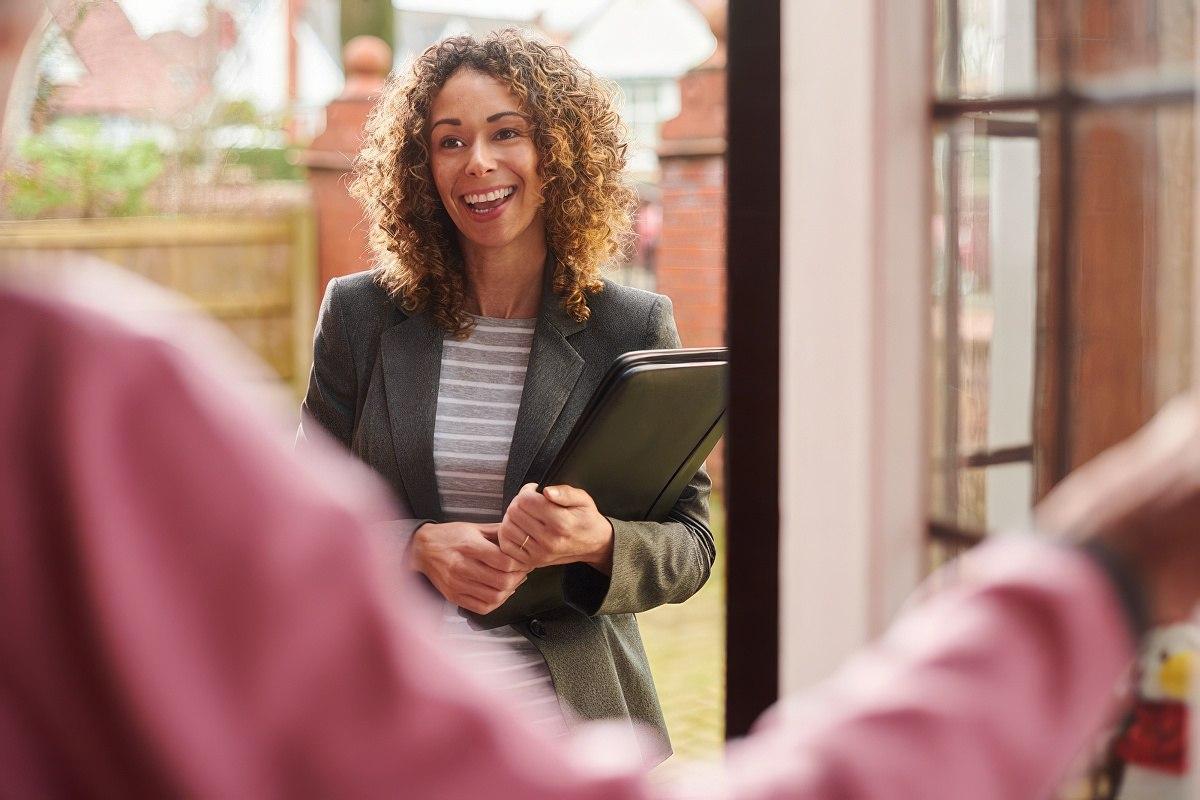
[{"xmin": 656, "ymin": 154, "xmax": 726, "ymax": 348}]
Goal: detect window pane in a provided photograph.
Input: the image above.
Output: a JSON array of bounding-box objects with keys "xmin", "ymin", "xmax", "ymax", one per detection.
[
  {"xmin": 1068, "ymin": 0, "xmax": 1195, "ymax": 83},
  {"xmin": 936, "ymin": 0, "xmax": 1197, "ymax": 99},
  {"xmin": 933, "ymin": 103, "xmax": 1195, "ymax": 534},
  {"xmin": 980, "ymin": 462, "xmax": 1035, "ymax": 531},
  {"xmin": 931, "ymin": 118, "xmax": 1041, "ymax": 531},
  {"xmin": 935, "ymin": 0, "xmax": 1049, "ymax": 99}
]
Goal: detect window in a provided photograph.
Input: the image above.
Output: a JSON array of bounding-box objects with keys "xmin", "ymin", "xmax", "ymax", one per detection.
[
  {"xmin": 929, "ymin": 0, "xmax": 1195, "ymax": 561},
  {"xmin": 614, "ymin": 77, "xmax": 681, "ymax": 177}
]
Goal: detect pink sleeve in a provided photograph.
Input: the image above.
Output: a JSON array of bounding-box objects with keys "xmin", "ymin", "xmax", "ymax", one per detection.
[
  {"xmin": 0, "ymin": 292, "xmax": 1136, "ymax": 800},
  {"xmin": 0, "ymin": 293, "xmax": 644, "ymax": 799},
  {"xmin": 658, "ymin": 538, "xmax": 1136, "ymax": 800}
]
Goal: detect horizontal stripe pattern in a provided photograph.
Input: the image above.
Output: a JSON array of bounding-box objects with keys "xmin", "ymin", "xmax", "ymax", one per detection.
[
  {"xmin": 441, "ymin": 359, "xmax": 526, "ymax": 373},
  {"xmin": 432, "ymin": 315, "xmax": 533, "ymax": 522},
  {"xmin": 439, "ymin": 611, "xmax": 567, "ymax": 736},
  {"xmin": 432, "ymin": 315, "xmax": 565, "ymax": 735}
]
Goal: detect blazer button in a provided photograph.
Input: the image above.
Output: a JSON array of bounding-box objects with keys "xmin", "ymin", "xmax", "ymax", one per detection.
[{"xmin": 528, "ymin": 618, "xmax": 547, "ymax": 639}]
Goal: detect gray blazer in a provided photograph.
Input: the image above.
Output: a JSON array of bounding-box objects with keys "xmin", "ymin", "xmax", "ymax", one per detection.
[{"xmin": 299, "ymin": 268, "xmax": 714, "ymax": 753}]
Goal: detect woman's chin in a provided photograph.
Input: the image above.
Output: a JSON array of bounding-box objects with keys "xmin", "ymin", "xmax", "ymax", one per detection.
[
  {"xmin": 458, "ymin": 229, "xmax": 521, "ymax": 253},
  {"xmin": 456, "ymin": 218, "xmax": 544, "ymax": 255}
]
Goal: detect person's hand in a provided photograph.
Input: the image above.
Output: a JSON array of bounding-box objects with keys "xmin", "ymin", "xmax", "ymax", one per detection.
[
  {"xmin": 497, "ymin": 483, "xmax": 615, "ymax": 574},
  {"xmin": 1035, "ymin": 395, "xmax": 1200, "ymax": 625},
  {"xmin": 409, "ymin": 521, "xmax": 529, "ymax": 614}
]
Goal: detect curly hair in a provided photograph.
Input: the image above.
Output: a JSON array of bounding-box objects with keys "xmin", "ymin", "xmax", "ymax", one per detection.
[{"xmin": 350, "ymin": 28, "xmax": 638, "ymax": 337}]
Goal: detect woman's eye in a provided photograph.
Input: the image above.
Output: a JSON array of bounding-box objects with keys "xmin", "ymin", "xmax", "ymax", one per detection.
[
  {"xmin": 495, "ymin": 128, "xmax": 520, "ymax": 141},
  {"xmin": 439, "ymin": 137, "xmax": 464, "ymax": 149}
]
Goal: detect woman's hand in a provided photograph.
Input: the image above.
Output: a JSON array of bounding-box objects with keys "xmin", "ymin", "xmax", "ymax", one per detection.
[
  {"xmin": 409, "ymin": 521, "xmax": 530, "ymax": 615},
  {"xmin": 497, "ymin": 483, "xmax": 615, "ymax": 574}
]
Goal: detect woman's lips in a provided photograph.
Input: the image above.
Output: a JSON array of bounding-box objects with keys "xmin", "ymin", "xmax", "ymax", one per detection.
[{"xmin": 462, "ymin": 188, "xmax": 515, "ymax": 221}]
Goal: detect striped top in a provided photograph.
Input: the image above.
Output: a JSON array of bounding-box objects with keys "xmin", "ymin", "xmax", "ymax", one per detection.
[{"xmin": 432, "ymin": 315, "xmax": 567, "ymax": 735}]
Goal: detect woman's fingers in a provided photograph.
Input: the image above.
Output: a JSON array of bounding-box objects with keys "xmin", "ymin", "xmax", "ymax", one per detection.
[
  {"xmin": 476, "ymin": 542, "xmax": 526, "ymax": 573},
  {"xmin": 462, "ymin": 558, "xmax": 527, "ymax": 593},
  {"xmin": 505, "ymin": 505, "xmax": 556, "ymax": 562},
  {"xmin": 542, "ymin": 483, "xmax": 595, "ymax": 509},
  {"xmin": 460, "ymin": 522, "xmax": 525, "ymax": 571},
  {"xmin": 507, "ymin": 503, "xmax": 548, "ymax": 538},
  {"xmin": 457, "ymin": 591, "xmax": 507, "ymax": 616},
  {"xmin": 511, "ymin": 488, "xmax": 574, "ymax": 537},
  {"xmin": 496, "ymin": 499, "xmax": 546, "ymax": 563},
  {"xmin": 491, "ymin": 483, "xmax": 608, "ymax": 571},
  {"xmin": 494, "ymin": 514, "xmax": 522, "ymax": 549},
  {"xmin": 452, "ymin": 564, "xmax": 526, "ymax": 614},
  {"xmin": 510, "ymin": 487, "xmax": 601, "ymax": 559}
]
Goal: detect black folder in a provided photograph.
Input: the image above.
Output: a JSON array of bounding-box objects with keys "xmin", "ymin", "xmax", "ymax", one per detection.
[{"xmin": 465, "ymin": 347, "xmax": 728, "ymax": 629}]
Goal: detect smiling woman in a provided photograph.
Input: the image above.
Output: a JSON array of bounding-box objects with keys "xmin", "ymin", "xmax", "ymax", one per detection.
[
  {"xmin": 350, "ymin": 30, "xmax": 636, "ymax": 335},
  {"xmin": 299, "ymin": 28, "xmax": 714, "ymax": 758},
  {"xmin": 427, "ymin": 69, "xmax": 545, "ymax": 270}
]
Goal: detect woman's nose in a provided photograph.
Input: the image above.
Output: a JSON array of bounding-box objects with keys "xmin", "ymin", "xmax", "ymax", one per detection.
[{"xmin": 465, "ymin": 140, "xmax": 497, "ymax": 176}]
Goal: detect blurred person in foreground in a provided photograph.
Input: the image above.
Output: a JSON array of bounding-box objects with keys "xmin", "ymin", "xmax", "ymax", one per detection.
[
  {"xmin": 300, "ymin": 29, "xmax": 712, "ymax": 751},
  {"xmin": 4, "ymin": 5, "xmax": 1200, "ymax": 799}
]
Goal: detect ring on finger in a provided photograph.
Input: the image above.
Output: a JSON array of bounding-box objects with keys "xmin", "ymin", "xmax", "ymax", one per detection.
[{"xmin": 520, "ymin": 534, "xmax": 531, "ymax": 550}]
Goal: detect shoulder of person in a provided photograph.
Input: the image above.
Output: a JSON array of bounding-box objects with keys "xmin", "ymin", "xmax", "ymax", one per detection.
[
  {"xmin": 588, "ymin": 279, "xmax": 674, "ymax": 325},
  {"xmin": 324, "ymin": 269, "xmax": 413, "ymax": 345},
  {"xmin": 327, "ymin": 269, "xmax": 403, "ymax": 317}
]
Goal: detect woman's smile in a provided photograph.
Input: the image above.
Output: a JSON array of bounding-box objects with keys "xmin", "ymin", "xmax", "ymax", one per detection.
[{"xmin": 462, "ymin": 185, "xmax": 517, "ymax": 220}]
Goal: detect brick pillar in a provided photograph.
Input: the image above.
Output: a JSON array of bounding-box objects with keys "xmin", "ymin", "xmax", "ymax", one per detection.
[
  {"xmin": 657, "ymin": 0, "xmax": 727, "ymax": 486},
  {"xmin": 300, "ymin": 36, "xmax": 391, "ymax": 301}
]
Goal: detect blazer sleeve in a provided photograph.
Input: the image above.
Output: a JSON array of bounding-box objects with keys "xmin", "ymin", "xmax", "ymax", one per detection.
[
  {"xmin": 298, "ymin": 278, "xmax": 432, "ymax": 548},
  {"xmin": 298, "ymin": 278, "xmax": 357, "ymax": 449},
  {"xmin": 561, "ymin": 295, "xmax": 716, "ymax": 617}
]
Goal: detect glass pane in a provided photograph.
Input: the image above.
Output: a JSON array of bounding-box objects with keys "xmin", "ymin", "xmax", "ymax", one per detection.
[
  {"xmin": 4, "ymin": 0, "xmax": 730, "ymax": 767},
  {"xmin": 931, "ymin": 117, "xmax": 1041, "ymax": 531},
  {"xmin": 1052, "ymin": 104, "xmax": 1195, "ymax": 472},
  {"xmin": 1068, "ymin": 0, "xmax": 1196, "ymax": 84},
  {"xmin": 935, "ymin": 0, "xmax": 1050, "ymax": 99},
  {"xmin": 936, "ymin": 0, "xmax": 1197, "ymax": 99},
  {"xmin": 982, "ymin": 462, "xmax": 1034, "ymax": 531},
  {"xmin": 933, "ymin": 104, "xmax": 1195, "ymax": 534}
]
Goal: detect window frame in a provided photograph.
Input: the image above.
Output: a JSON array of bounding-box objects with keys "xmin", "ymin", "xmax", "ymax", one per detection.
[{"xmin": 929, "ymin": 0, "xmax": 1197, "ymax": 549}]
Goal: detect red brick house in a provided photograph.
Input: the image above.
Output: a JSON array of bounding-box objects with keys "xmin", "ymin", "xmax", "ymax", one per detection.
[{"xmin": 45, "ymin": 0, "xmax": 235, "ymax": 121}]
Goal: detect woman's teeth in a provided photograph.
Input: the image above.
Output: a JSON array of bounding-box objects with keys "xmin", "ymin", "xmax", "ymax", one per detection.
[{"xmin": 464, "ymin": 187, "xmax": 515, "ymax": 206}]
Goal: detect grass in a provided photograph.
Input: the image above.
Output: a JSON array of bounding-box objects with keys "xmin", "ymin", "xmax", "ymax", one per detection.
[{"xmin": 638, "ymin": 493, "xmax": 726, "ymax": 765}]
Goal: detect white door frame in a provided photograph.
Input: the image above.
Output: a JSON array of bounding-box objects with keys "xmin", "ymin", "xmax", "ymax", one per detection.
[{"xmin": 778, "ymin": 0, "xmax": 931, "ymax": 690}]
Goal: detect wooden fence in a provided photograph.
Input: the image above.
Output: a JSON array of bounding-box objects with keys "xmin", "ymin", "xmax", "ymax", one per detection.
[{"xmin": 0, "ymin": 210, "xmax": 317, "ymax": 398}]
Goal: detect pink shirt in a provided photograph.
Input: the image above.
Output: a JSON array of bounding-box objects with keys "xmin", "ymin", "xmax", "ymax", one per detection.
[{"xmin": 0, "ymin": 286, "xmax": 1136, "ymax": 798}]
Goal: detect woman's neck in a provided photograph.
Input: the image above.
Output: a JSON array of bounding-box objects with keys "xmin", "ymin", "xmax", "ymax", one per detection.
[{"xmin": 460, "ymin": 234, "xmax": 547, "ymax": 319}]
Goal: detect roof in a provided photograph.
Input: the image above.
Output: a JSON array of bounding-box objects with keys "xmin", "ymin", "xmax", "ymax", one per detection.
[
  {"xmin": 566, "ymin": 0, "xmax": 715, "ymax": 79},
  {"xmin": 392, "ymin": 0, "xmax": 542, "ymax": 21},
  {"xmin": 46, "ymin": 0, "xmax": 235, "ymax": 120}
]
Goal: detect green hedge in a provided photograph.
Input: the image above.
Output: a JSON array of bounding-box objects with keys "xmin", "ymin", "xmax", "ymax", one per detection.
[{"xmin": 222, "ymin": 147, "xmax": 304, "ymax": 182}]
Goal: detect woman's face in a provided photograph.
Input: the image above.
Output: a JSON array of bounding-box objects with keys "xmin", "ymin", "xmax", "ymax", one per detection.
[{"xmin": 428, "ymin": 68, "xmax": 545, "ymax": 255}]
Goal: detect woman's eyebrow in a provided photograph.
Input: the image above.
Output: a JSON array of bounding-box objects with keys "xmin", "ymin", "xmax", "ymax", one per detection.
[
  {"xmin": 486, "ymin": 111, "xmax": 529, "ymax": 123},
  {"xmin": 430, "ymin": 112, "xmax": 527, "ymax": 131}
]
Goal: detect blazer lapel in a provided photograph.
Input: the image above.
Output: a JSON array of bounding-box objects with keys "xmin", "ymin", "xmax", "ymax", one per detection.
[
  {"xmin": 380, "ymin": 311, "xmax": 445, "ymax": 520},
  {"xmin": 503, "ymin": 282, "xmax": 586, "ymax": 504}
]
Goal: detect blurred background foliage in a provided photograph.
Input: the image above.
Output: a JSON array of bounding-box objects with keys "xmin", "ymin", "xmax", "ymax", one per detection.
[{"xmin": 4, "ymin": 119, "xmax": 164, "ymax": 218}]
